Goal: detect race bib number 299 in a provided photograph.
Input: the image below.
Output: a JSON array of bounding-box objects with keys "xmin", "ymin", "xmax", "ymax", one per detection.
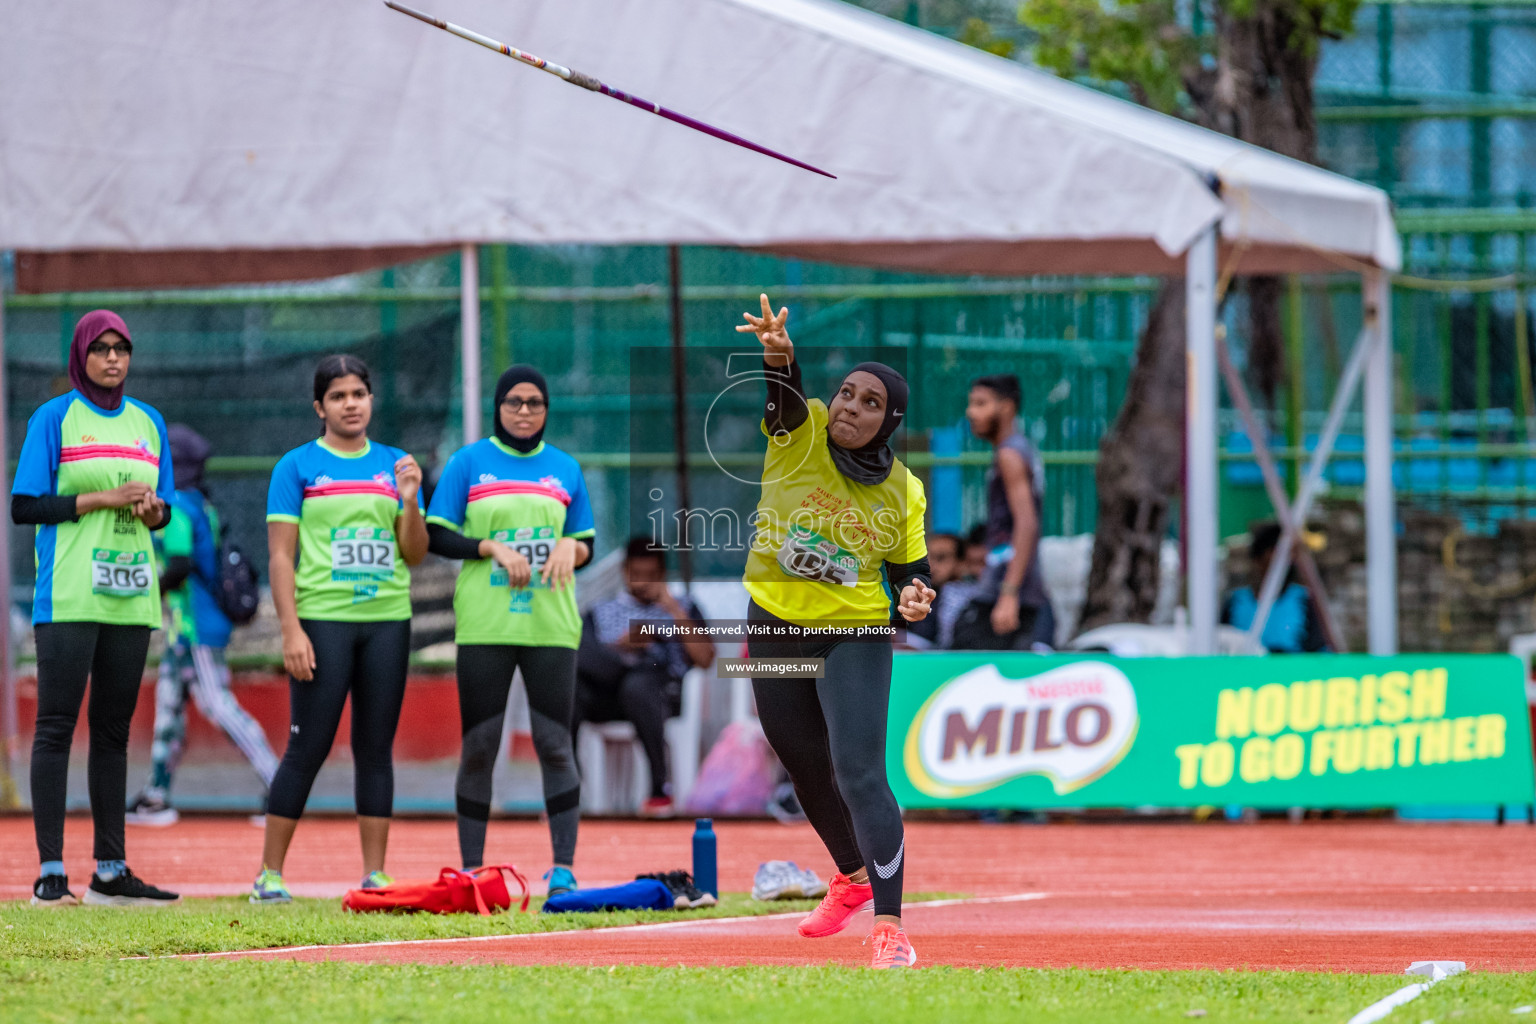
[
  {"xmin": 92, "ymin": 549, "xmax": 152, "ymax": 597},
  {"xmin": 490, "ymin": 526, "xmax": 555, "ymax": 588},
  {"xmin": 330, "ymin": 526, "xmax": 396, "ymax": 581}
]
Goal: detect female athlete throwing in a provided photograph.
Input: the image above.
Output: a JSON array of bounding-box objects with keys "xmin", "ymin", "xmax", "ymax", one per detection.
[{"xmin": 736, "ymin": 295, "xmax": 934, "ymax": 969}]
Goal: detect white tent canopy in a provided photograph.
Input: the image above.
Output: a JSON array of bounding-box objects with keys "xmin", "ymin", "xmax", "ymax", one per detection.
[
  {"xmin": 0, "ymin": 0, "xmax": 1400, "ymax": 657},
  {"xmin": 3, "ymin": 0, "xmax": 1396, "ymax": 281}
]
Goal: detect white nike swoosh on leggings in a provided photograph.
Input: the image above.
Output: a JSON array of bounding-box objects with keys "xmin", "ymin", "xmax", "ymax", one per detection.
[{"xmin": 873, "ymin": 838, "xmax": 904, "ymax": 880}]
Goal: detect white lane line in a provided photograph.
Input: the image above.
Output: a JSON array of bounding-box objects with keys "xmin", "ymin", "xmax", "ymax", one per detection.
[
  {"xmin": 121, "ymin": 892, "xmax": 1051, "ymax": 961},
  {"xmin": 1346, "ymin": 961, "xmax": 1465, "ymax": 1024}
]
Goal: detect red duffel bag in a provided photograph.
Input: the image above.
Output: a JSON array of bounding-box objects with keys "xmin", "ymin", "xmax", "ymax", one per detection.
[{"xmin": 343, "ymin": 864, "xmax": 530, "ymax": 915}]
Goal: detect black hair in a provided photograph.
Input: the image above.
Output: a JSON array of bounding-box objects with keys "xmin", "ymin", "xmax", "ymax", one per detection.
[
  {"xmin": 965, "ymin": 523, "xmax": 988, "ymax": 548},
  {"xmin": 929, "ymin": 532, "xmax": 963, "ymax": 554},
  {"xmin": 313, "ymin": 355, "xmax": 373, "ymax": 404},
  {"xmin": 972, "ymin": 373, "xmax": 1022, "ymax": 409},
  {"xmin": 625, "ymin": 535, "xmax": 667, "ymax": 567},
  {"xmin": 1250, "ymin": 522, "xmax": 1283, "ymax": 558}
]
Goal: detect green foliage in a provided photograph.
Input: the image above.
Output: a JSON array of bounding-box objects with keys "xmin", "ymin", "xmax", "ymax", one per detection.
[
  {"xmin": 1022, "ymin": 0, "xmax": 1196, "ymax": 113},
  {"xmin": 1019, "ymin": 0, "xmax": 1363, "ymax": 118},
  {"xmin": 958, "ymin": 16, "xmax": 1019, "ymax": 56}
]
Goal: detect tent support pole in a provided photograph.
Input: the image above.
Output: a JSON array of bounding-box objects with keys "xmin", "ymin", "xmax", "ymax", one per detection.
[
  {"xmin": 0, "ymin": 279, "xmax": 16, "ymax": 808},
  {"xmin": 668, "ymin": 245, "xmax": 693, "ymax": 586},
  {"xmin": 1185, "ymin": 225, "xmax": 1219, "ymax": 656},
  {"xmin": 461, "ymin": 243, "xmax": 482, "ymax": 444},
  {"xmin": 1248, "ymin": 326, "xmax": 1371, "ymax": 643},
  {"xmin": 1364, "ymin": 269, "xmax": 1398, "ymax": 654}
]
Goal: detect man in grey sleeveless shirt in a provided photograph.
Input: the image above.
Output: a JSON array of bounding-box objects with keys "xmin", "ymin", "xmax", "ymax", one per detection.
[{"xmin": 952, "ymin": 374, "xmax": 1054, "ymax": 650}]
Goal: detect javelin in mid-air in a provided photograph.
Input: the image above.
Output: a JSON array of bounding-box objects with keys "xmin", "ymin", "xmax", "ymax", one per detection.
[{"xmin": 383, "ymin": 1, "xmax": 837, "ymax": 180}]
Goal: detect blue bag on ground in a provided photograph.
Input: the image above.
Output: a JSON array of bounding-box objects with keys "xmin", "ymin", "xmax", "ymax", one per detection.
[{"xmin": 540, "ymin": 879, "xmax": 676, "ymax": 914}]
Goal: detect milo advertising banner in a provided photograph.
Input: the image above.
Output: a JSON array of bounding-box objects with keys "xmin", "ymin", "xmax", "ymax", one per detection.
[{"xmin": 888, "ymin": 654, "xmax": 1535, "ymax": 808}]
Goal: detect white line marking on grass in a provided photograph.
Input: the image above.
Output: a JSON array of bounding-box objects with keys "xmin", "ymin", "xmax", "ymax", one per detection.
[
  {"xmin": 120, "ymin": 892, "xmax": 1051, "ymax": 962},
  {"xmin": 1346, "ymin": 961, "xmax": 1465, "ymax": 1024}
]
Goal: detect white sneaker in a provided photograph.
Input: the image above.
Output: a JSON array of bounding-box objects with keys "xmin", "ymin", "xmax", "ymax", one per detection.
[{"xmin": 752, "ymin": 860, "xmax": 828, "ymax": 901}]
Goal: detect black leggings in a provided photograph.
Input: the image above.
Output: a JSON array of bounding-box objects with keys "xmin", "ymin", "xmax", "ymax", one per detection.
[
  {"xmin": 267, "ymin": 618, "xmax": 410, "ymax": 820},
  {"xmin": 747, "ymin": 601, "xmax": 905, "ymax": 918},
  {"xmin": 31, "ymin": 622, "xmax": 152, "ymax": 864},
  {"xmin": 455, "ymin": 644, "xmax": 580, "ymax": 869}
]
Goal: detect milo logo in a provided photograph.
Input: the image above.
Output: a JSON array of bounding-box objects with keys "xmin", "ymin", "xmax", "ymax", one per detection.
[{"xmin": 903, "ymin": 661, "xmax": 1139, "ymax": 798}]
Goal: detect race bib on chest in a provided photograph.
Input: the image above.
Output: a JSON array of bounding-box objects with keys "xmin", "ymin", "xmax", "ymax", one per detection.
[
  {"xmin": 777, "ymin": 525, "xmax": 860, "ymax": 587},
  {"xmin": 330, "ymin": 526, "xmax": 396, "ymax": 581},
  {"xmin": 91, "ymin": 549, "xmax": 152, "ymax": 597},
  {"xmin": 489, "ymin": 526, "xmax": 555, "ymax": 590}
]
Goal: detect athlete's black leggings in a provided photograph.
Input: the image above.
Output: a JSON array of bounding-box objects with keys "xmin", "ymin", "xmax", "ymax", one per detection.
[
  {"xmin": 455, "ymin": 644, "xmax": 580, "ymax": 870},
  {"xmin": 267, "ymin": 618, "xmax": 410, "ymax": 821},
  {"xmin": 747, "ymin": 601, "xmax": 905, "ymax": 918},
  {"xmin": 31, "ymin": 622, "xmax": 152, "ymax": 864}
]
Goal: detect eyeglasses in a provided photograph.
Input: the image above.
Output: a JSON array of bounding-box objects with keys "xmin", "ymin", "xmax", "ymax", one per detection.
[
  {"xmin": 86, "ymin": 341, "xmax": 133, "ymax": 358},
  {"xmin": 502, "ymin": 397, "xmax": 547, "ymax": 412}
]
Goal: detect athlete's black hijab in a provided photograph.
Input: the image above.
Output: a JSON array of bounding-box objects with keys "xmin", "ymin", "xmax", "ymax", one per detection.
[
  {"xmin": 494, "ymin": 364, "xmax": 548, "ymax": 454},
  {"xmin": 827, "ymin": 361, "xmax": 908, "ymax": 485}
]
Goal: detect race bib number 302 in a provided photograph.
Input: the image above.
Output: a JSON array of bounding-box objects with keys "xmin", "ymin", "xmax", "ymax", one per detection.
[
  {"xmin": 330, "ymin": 526, "xmax": 396, "ymax": 581},
  {"xmin": 490, "ymin": 526, "xmax": 555, "ymax": 589},
  {"xmin": 92, "ymin": 548, "xmax": 152, "ymax": 597}
]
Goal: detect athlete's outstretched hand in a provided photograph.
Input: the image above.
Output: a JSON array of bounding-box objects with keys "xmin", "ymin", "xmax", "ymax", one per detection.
[
  {"xmin": 484, "ymin": 540, "xmax": 532, "ymax": 589},
  {"xmin": 737, "ymin": 293, "xmax": 793, "ymax": 367},
  {"xmin": 283, "ymin": 623, "xmax": 317, "ymax": 682},
  {"xmin": 541, "ymin": 536, "xmax": 580, "ymax": 592},
  {"xmin": 394, "ymin": 455, "xmax": 423, "ymax": 505},
  {"xmin": 897, "ymin": 582, "xmax": 936, "ymax": 623}
]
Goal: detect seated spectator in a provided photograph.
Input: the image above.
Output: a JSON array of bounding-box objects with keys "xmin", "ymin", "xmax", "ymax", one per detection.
[
  {"xmin": 573, "ymin": 537, "xmax": 714, "ymax": 816},
  {"xmin": 929, "ymin": 533, "xmax": 987, "ymax": 650},
  {"xmin": 1222, "ymin": 523, "xmax": 1330, "ymax": 653},
  {"xmin": 905, "ymin": 532, "xmax": 961, "ymax": 648}
]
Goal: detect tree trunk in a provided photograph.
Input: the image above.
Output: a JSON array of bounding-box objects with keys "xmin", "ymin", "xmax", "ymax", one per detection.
[
  {"xmin": 1079, "ymin": 0, "xmax": 1324, "ymax": 632},
  {"xmin": 1080, "ymin": 284, "xmax": 1187, "ymax": 630}
]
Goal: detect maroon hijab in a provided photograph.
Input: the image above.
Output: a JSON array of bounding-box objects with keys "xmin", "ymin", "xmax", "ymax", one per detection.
[{"xmin": 69, "ymin": 310, "xmax": 131, "ymax": 411}]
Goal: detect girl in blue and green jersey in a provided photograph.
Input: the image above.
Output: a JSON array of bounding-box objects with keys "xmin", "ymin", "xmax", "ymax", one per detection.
[
  {"xmin": 13, "ymin": 310, "xmax": 181, "ymax": 907},
  {"xmin": 251, "ymin": 355, "xmax": 428, "ymax": 903},
  {"xmin": 425, "ymin": 365, "xmax": 594, "ymax": 895}
]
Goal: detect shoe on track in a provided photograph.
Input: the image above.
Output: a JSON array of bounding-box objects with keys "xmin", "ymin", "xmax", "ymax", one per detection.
[
  {"xmin": 360, "ymin": 871, "xmax": 393, "ymax": 891},
  {"xmin": 83, "ymin": 868, "xmax": 180, "ymax": 906},
  {"xmin": 250, "ymin": 868, "xmax": 292, "ymax": 904},
  {"xmin": 868, "ymin": 921, "xmax": 918, "ymax": 969},
  {"xmin": 544, "ymin": 866, "xmax": 578, "ymax": 897},
  {"xmin": 796, "ymin": 872, "xmax": 873, "ymax": 938},
  {"xmin": 126, "ymin": 792, "xmax": 180, "ymax": 827},
  {"xmin": 638, "ymin": 796, "xmax": 674, "ymax": 819},
  {"xmin": 31, "ymin": 874, "xmax": 77, "ymax": 907}
]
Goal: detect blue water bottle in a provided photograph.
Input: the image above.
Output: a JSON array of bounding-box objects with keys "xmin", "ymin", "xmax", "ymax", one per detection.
[{"xmin": 692, "ymin": 818, "xmax": 718, "ymax": 898}]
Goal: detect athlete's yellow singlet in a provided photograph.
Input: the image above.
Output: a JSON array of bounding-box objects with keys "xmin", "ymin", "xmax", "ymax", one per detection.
[{"xmin": 744, "ymin": 399, "xmax": 926, "ymax": 628}]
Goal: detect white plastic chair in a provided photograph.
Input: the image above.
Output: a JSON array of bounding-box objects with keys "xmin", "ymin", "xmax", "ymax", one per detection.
[{"xmin": 577, "ymin": 666, "xmax": 706, "ymax": 814}]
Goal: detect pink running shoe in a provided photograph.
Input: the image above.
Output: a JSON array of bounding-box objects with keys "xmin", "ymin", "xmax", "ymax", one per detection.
[
  {"xmin": 868, "ymin": 921, "xmax": 918, "ymax": 969},
  {"xmin": 796, "ymin": 872, "xmax": 874, "ymax": 938}
]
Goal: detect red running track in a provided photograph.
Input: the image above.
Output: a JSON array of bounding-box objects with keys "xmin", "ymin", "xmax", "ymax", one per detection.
[{"xmin": 6, "ymin": 816, "xmax": 1534, "ymax": 972}]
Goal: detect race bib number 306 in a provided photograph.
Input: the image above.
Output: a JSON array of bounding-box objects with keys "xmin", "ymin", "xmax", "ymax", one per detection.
[
  {"xmin": 92, "ymin": 548, "xmax": 152, "ymax": 597},
  {"xmin": 330, "ymin": 526, "xmax": 396, "ymax": 581},
  {"xmin": 490, "ymin": 526, "xmax": 555, "ymax": 589}
]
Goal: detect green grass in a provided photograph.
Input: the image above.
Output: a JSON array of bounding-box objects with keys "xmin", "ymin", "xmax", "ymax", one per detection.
[
  {"xmin": 7, "ymin": 962, "xmax": 1529, "ymax": 1024},
  {"xmin": 4, "ymin": 895, "xmax": 1531, "ymax": 1023},
  {"xmin": 0, "ymin": 893, "xmax": 842, "ymax": 960}
]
